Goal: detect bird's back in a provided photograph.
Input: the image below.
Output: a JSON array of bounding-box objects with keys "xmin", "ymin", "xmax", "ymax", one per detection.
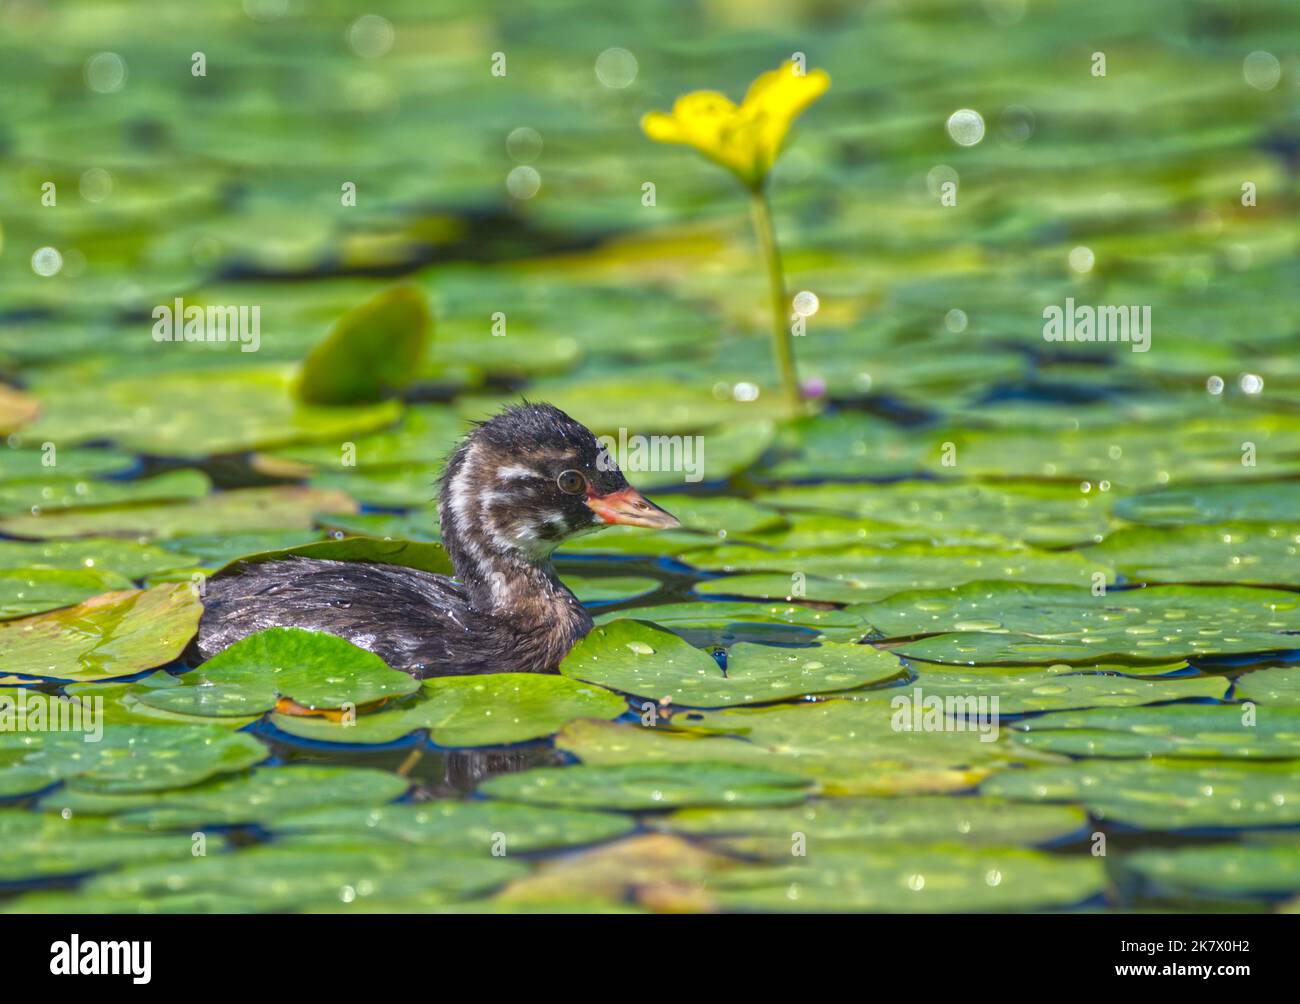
[{"xmin": 193, "ymin": 557, "xmax": 493, "ymax": 677}]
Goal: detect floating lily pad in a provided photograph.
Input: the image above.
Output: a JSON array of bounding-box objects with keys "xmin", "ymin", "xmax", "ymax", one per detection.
[
  {"xmin": 557, "ymin": 698, "xmax": 1046, "ymax": 796},
  {"xmin": 598, "ymin": 600, "xmax": 866, "ymax": 642},
  {"xmin": 0, "ymin": 446, "xmax": 135, "ymax": 482},
  {"xmin": 1116, "ymin": 482, "xmax": 1300, "ymax": 526},
  {"xmin": 0, "ymin": 486, "xmax": 357, "ymax": 541},
  {"xmin": 1085, "ymin": 524, "xmax": 1300, "ymax": 587},
  {"xmin": 0, "ymin": 384, "xmax": 38, "ymax": 434},
  {"xmin": 694, "ymin": 572, "xmax": 892, "ymax": 605},
  {"xmin": 298, "ymin": 286, "xmax": 432, "ymax": 405},
  {"xmin": 20, "ymin": 365, "xmax": 404, "ymax": 459},
  {"xmin": 257, "ymin": 405, "xmax": 466, "ymax": 471},
  {"xmin": 689, "ymin": 543, "xmax": 1108, "ymax": 599},
  {"xmin": 1128, "ymin": 840, "xmax": 1300, "ymax": 896},
  {"xmin": 0, "ymin": 469, "xmax": 210, "ymax": 517},
  {"xmin": 160, "ymin": 531, "xmax": 324, "ymax": 568},
  {"xmin": 759, "ymin": 413, "xmax": 933, "ymax": 479},
  {"xmin": 704, "ymin": 842, "xmax": 1106, "ymax": 912},
  {"xmin": 561, "ymin": 619, "xmax": 901, "ymax": 707},
  {"xmin": 982, "ymin": 759, "xmax": 1300, "ymax": 830},
  {"xmin": 0, "ymin": 567, "xmax": 133, "ymax": 620},
  {"xmin": 663, "ymin": 796, "xmax": 1087, "ymax": 854},
  {"xmin": 270, "ymin": 672, "xmax": 626, "ymax": 747},
  {"xmin": 79, "ymin": 837, "xmax": 524, "ymax": 912},
  {"xmin": 140, "ymin": 627, "xmax": 419, "ymax": 717},
  {"xmin": 0, "ymin": 720, "xmax": 267, "ymax": 795},
  {"xmin": 565, "ymin": 575, "xmax": 660, "ymax": 602},
  {"xmin": 0, "ymin": 809, "xmax": 226, "ymax": 883},
  {"xmin": 480, "ymin": 762, "xmax": 810, "ymax": 810},
  {"xmin": 496, "ymin": 833, "xmax": 733, "ymax": 909},
  {"xmin": 831, "ymin": 666, "xmax": 1227, "ymax": 713},
  {"xmin": 864, "ymin": 582, "xmax": 1300, "ymax": 664},
  {"xmin": 66, "ymin": 675, "xmax": 259, "ymax": 730},
  {"xmin": 0, "ymin": 582, "xmax": 202, "ymax": 682},
  {"xmin": 1235, "ymin": 666, "xmax": 1300, "ymax": 706},
  {"xmin": 760, "ymin": 480, "xmax": 1114, "ymax": 548},
  {"xmin": 37, "ymin": 765, "xmax": 409, "ymax": 829},
  {"xmin": 1011, "ymin": 703, "xmax": 1300, "ymax": 759},
  {"xmin": 274, "ymin": 800, "xmax": 634, "ymax": 852},
  {"xmin": 309, "ymin": 465, "xmax": 437, "ymax": 508},
  {"xmin": 0, "ymin": 538, "xmax": 199, "ymax": 580}
]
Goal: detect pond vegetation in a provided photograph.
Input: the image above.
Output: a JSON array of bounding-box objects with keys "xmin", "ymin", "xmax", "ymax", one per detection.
[{"xmin": 0, "ymin": 0, "xmax": 1298, "ymax": 913}]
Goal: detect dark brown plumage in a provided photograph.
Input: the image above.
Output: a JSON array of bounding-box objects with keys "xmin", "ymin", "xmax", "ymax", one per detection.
[{"xmin": 192, "ymin": 403, "xmax": 679, "ymax": 676}]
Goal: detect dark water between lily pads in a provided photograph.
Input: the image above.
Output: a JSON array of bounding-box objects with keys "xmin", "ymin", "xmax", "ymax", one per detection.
[{"xmin": 2, "ymin": 0, "xmax": 1300, "ymax": 913}]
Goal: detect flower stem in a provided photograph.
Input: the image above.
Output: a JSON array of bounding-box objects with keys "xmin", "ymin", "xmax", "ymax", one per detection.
[{"xmin": 748, "ymin": 187, "xmax": 801, "ymax": 413}]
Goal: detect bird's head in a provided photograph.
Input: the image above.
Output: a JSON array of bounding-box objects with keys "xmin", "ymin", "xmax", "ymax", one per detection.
[{"xmin": 438, "ymin": 403, "xmax": 679, "ymax": 583}]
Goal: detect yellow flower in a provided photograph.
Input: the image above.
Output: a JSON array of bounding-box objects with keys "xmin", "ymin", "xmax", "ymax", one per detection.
[{"xmin": 642, "ymin": 61, "xmax": 830, "ymax": 188}]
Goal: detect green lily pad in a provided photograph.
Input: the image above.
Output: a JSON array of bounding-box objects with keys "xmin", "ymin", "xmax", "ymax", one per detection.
[
  {"xmin": 689, "ymin": 543, "xmax": 1109, "ymax": 599},
  {"xmin": 760, "ymin": 480, "xmax": 1114, "ymax": 548},
  {"xmin": 1116, "ymin": 482, "xmax": 1300, "ymax": 526},
  {"xmin": 0, "ymin": 486, "xmax": 357, "ymax": 541},
  {"xmin": 693, "ymin": 572, "xmax": 894, "ymax": 605},
  {"xmin": 565, "ymin": 575, "xmax": 660, "ymax": 602},
  {"xmin": 863, "ymin": 582, "xmax": 1300, "ymax": 664},
  {"xmin": 831, "ymin": 667, "xmax": 1228, "ymax": 713},
  {"xmin": 309, "ymin": 465, "xmax": 437, "ymax": 508},
  {"xmin": 705, "ymin": 843, "xmax": 1106, "ymax": 912},
  {"xmin": 0, "ymin": 469, "xmax": 210, "ymax": 516},
  {"xmin": 934, "ymin": 419, "xmax": 1300, "ymax": 491},
  {"xmin": 1085, "ymin": 524, "xmax": 1300, "ymax": 587},
  {"xmin": 274, "ymin": 800, "xmax": 634, "ymax": 852},
  {"xmin": 663, "ymin": 796, "xmax": 1087, "ymax": 854},
  {"xmin": 140, "ymin": 627, "xmax": 419, "ymax": 716},
  {"xmin": 561, "ymin": 619, "xmax": 901, "ymax": 707},
  {"xmin": 79, "ymin": 837, "xmax": 524, "ymax": 912},
  {"xmin": 0, "ymin": 582, "xmax": 202, "ymax": 682},
  {"xmin": 1235, "ymin": 666, "xmax": 1300, "ymax": 705},
  {"xmin": 759, "ymin": 414, "xmax": 933, "ymax": 479},
  {"xmin": 0, "ymin": 445, "xmax": 135, "ymax": 482},
  {"xmin": 557, "ymin": 697, "xmax": 1047, "ymax": 796},
  {"xmin": 298, "ymin": 285, "xmax": 432, "ymax": 405},
  {"xmin": 66, "ymin": 674, "xmax": 260, "ymax": 730},
  {"xmin": 37, "ymin": 765, "xmax": 409, "ymax": 829},
  {"xmin": 0, "ymin": 538, "xmax": 199, "ymax": 579},
  {"xmin": 0, "ymin": 567, "xmax": 134, "ymax": 620},
  {"xmin": 270, "ymin": 672, "xmax": 627, "ymax": 747},
  {"xmin": 258, "ymin": 405, "xmax": 465, "ymax": 471},
  {"xmin": 598, "ymin": 600, "xmax": 866, "ymax": 642},
  {"xmin": 982, "ymin": 759, "xmax": 1300, "ymax": 830},
  {"xmin": 480, "ymin": 762, "xmax": 810, "ymax": 810},
  {"xmin": 0, "ymin": 809, "xmax": 227, "ymax": 883},
  {"xmin": 1128, "ymin": 840, "xmax": 1300, "ymax": 896},
  {"xmin": 160, "ymin": 531, "xmax": 324, "ymax": 568},
  {"xmin": 19, "ymin": 365, "xmax": 404, "ymax": 459},
  {"xmin": 0, "ymin": 720, "xmax": 267, "ymax": 795},
  {"xmin": 1011, "ymin": 703, "xmax": 1300, "ymax": 759}
]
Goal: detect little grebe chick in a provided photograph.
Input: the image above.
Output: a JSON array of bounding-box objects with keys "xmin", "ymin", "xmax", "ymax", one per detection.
[{"xmin": 193, "ymin": 403, "xmax": 679, "ymax": 677}]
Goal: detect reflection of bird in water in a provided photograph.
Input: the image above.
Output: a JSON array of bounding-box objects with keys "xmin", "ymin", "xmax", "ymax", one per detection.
[{"xmin": 194, "ymin": 404, "xmax": 678, "ymax": 676}]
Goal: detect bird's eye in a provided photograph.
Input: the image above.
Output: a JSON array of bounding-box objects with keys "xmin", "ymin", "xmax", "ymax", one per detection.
[{"xmin": 556, "ymin": 469, "xmax": 586, "ymax": 495}]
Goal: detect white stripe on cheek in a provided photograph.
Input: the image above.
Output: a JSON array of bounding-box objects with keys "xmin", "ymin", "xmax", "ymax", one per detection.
[{"xmin": 498, "ymin": 465, "xmax": 543, "ymax": 481}]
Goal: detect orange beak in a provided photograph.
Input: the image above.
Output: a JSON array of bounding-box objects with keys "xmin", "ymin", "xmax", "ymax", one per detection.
[{"xmin": 585, "ymin": 485, "xmax": 681, "ymax": 529}]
